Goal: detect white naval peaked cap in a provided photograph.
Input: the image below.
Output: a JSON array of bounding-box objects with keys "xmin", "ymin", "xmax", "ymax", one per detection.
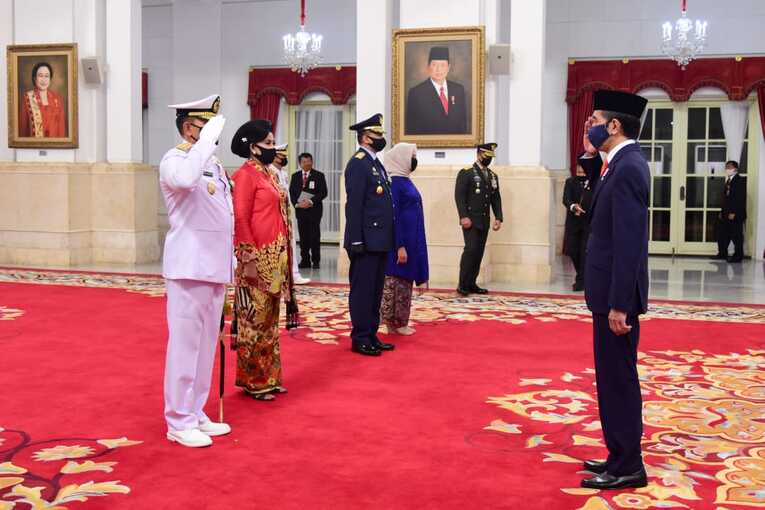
[
  {"xmin": 275, "ymin": 143, "xmax": 288, "ymax": 154},
  {"xmin": 167, "ymin": 94, "xmax": 221, "ymax": 119}
]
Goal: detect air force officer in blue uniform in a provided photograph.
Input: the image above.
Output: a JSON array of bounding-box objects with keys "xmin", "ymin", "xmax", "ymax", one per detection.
[
  {"xmin": 344, "ymin": 114, "xmax": 396, "ymax": 356},
  {"xmin": 578, "ymin": 90, "xmax": 650, "ymax": 491}
]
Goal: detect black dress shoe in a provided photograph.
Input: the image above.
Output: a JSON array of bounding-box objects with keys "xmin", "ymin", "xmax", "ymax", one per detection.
[
  {"xmin": 710, "ymin": 254, "xmax": 727, "ymax": 260},
  {"xmin": 373, "ymin": 340, "xmax": 395, "ymax": 351},
  {"xmin": 470, "ymin": 286, "xmax": 489, "ymax": 294},
  {"xmin": 582, "ymin": 460, "xmax": 608, "ymax": 474},
  {"xmin": 298, "ymin": 261, "xmax": 311, "ymax": 269},
  {"xmin": 351, "ymin": 344, "xmax": 381, "ymax": 356},
  {"xmin": 572, "ymin": 282, "xmax": 584, "ymax": 292},
  {"xmin": 581, "ymin": 470, "xmax": 647, "ymax": 490},
  {"xmin": 312, "ymin": 262, "xmax": 320, "ymax": 269},
  {"xmin": 727, "ymin": 256, "xmax": 743, "ymax": 263},
  {"xmin": 456, "ymin": 287, "xmax": 471, "ymax": 296}
]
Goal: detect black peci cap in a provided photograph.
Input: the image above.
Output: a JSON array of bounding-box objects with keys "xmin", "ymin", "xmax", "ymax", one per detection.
[
  {"xmin": 593, "ymin": 90, "xmax": 648, "ymax": 119},
  {"xmin": 428, "ymin": 46, "xmax": 449, "ymax": 63}
]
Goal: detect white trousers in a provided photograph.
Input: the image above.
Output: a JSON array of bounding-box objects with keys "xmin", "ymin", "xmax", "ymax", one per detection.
[
  {"xmin": 164, "ymin": 278, "xmax": 225, "ymax": 431},
  {"xmin": 290, "ymin": 215, "xmax": 302, "ymax": 279}
]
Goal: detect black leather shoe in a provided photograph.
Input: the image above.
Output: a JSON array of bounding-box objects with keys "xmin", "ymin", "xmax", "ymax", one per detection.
[
  {"xmin": 298, "ymin": 261, "xmax": 311, "ymax": 269},
  {"xmin": 709, "ymin": 254, "xmax": 727, "ymax": 260},
  {"xmin": 572, "ymin": 282, "xmax": 584, "ymax": 292},
  {"xmin": 312, "ymin": 263, "xmax": 320, "ymax": 269},
  {"xmin": 581, "ymin": 470, "xmax": 647, "ymax": 490},
  {"xmin": 727, "ymin": 256, "xmax": 743, "ymax": 263},
  {"xmin": 582, "ymin": 460, "xmax": 608, "ymax": 474},
  {"xmin": 374, "ymin": 341, "xmax": 395, "ymax": 351},
  {"xmin": 456, "ymin": 287, "xmax": 471, "ymax": 296},
  {"xmin": 351, "ymin": 344, "xmax": 381, "ymax": 356},
  {"xmin": 470, "ymin": 286, "xmax": 489, "ymax": 294}
]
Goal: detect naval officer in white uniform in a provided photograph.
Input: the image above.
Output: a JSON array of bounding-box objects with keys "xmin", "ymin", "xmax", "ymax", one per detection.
[{"xmin": 160, "ymin": 94, "xmax": 233, "ymax": 447}]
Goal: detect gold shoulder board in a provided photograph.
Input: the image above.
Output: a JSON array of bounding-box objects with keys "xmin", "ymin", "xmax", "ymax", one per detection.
[
  {"xmin": 354, "ymin": 151, "xmax": 366, "ymax": 160},
  {"xmin": 175, "ymin": 142, "xmax": 192, "ymax": 153}
]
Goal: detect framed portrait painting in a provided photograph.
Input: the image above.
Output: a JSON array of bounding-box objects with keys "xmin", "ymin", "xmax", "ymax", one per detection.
[
  {"xmin": 392, "ymin": 26, "xmax": 484, "ymax": 148},
  {"xmin": 7, "ymin": 43, "xmax": 78, "ymax": 149}
]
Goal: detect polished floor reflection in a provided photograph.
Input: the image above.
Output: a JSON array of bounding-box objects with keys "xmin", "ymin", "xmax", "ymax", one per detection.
[{"xmin": 5, "ymin": 247, "xmax": 763, "ymax": 304}]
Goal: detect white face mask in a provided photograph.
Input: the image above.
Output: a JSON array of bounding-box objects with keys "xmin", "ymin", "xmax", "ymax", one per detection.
[{"xmin": 725, "ymin": 168, "xmax": 736, "ymax": 177}]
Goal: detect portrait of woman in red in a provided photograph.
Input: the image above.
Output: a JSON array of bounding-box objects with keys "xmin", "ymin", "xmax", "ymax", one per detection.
[{"xmin": 19, "ymin": 62, "xmax": 67, "ymax": 138}]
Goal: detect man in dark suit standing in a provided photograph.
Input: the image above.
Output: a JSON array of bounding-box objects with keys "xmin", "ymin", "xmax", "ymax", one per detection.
[
  {"xmin": 289, "ymin": 152, "xmax": 328, "ymax": 269},
  {"xmin": 562, "ymin": 165, "xmax": 592, "ymax": 291},
  {"xmin": 405, "ymin": 46, "xmax": 467, "ymax": 135},
  {"xmin": 713, "ymin": 160, "xmax": 747, "ymax": 262},
  {"xmin": 578, "ymin": 90, "xmax": 650, "ymax": 491},
  {"xmin": 343, "ymin": 113, "xmax": 395, "ymax": 356},
  {"xmin": 454, "ymin": 143, "xmax": 502, "ymax": 296}
]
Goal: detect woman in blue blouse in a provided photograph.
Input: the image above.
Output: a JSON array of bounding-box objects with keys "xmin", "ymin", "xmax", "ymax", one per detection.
[{"xmin": 381, "ymin": 143, "xmax": 429, "ymax": 335}]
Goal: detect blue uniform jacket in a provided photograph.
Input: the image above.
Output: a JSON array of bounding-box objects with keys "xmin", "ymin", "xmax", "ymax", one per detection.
[
  {"xmin": 343, "ymin": 149, "xmax": 395, "ymax": 253},
  {"xmin": 385, "ymin": 176, "xmax": 429, "ymax": 284},
  {"xmin": 584, "ymin": 142, "xmax": 649, "ymax": 316}
]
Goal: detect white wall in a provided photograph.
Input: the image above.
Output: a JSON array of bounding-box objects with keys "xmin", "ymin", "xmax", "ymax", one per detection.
[{"xmin": 142, "ymin": 0, "xmax": 356, "ymax": 168}]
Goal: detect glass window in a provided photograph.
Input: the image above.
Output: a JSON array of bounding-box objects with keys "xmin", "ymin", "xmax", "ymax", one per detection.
[
  {"xmin": 688, "ymin": 108, "xmax": 706, "ymax": 139},
  {"xmin": 639, "ymin": 110, "xmax": 653, "ymax": 140},
  {"xmin": 708, "ymin": 107, "xmax": 724, "ymax": 139},
  {"xmin": 686, "ymin": 177, "xmax": 704, "ymax": 208},
  {"xmin": 655, "ymin": 109, "xmax": 673, "ymax": 140},
  {"xmin": 653, "ymin": 177, "xmax": 671, "ymax": 208},
  {"xmin": 652, "ymin": 211, "xmax": 671, "ymax": 242},
  {"xmin": 685, "ymin": 211, "xmax": 704, "ymax": 242}
]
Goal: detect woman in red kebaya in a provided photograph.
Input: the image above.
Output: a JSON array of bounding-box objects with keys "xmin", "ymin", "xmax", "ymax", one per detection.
[
  {"xmin": 230, "ymin": 119, "xmax": 297, "ymax": 401},
  {"xmin": 19, "ymin": 62, "xmax": 66, "ymax": 138}
]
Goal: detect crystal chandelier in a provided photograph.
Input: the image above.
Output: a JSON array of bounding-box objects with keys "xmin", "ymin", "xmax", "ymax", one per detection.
[
  {"xmin": 661, "ymin": 0, "xmax": 708, "ymax": 69},
  {"xmin": 282, "ymin": 0, "xmax": 323, "ymax": 76}
]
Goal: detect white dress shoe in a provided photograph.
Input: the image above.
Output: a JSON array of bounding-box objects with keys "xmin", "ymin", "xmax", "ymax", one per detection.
[
  {"xmin": 294, "ymin": 275, "xmax": 311, "ymax": 285},
  {"xmin": 199, "ymin": 420, "xmax": 231, "ymax": 437},
  {"xmin": 167, "ymin": 428, "xmax": 212, "ymax": 448}
]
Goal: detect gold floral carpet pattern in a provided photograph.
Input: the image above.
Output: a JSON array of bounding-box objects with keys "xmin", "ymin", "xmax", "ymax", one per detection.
[{"xmin": 1, "ymin": 268, "xmax": 764, "ymax": 509}]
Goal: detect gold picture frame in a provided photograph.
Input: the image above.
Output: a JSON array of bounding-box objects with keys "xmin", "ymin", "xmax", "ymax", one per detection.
[
  {"xmin": 7, "ymin": 43, "xmax": 78, "ymax": 149},
  {"xmin": 392, "ymin": 26, "xmax": 485, "ymax": 148}
]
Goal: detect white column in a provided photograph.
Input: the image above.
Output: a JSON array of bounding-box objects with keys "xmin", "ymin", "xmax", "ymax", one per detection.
[
  {"xmin": 106, "ymin": 0, "xmax": 142, "ymax": 163},
  {"xmin": 74, "ymin": 0, "xmax": 107, "ymax": 163},
  {"xmin": 356, "ymin": 0, "xmax": 394, "ymax": 129},
  {"xmin": 508, "ymin": 0, "xmax": 546, "ymax": 166}
]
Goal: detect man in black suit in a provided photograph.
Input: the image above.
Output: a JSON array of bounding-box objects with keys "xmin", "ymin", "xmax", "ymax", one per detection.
[
  {"xmin": 454, "ymin": 143, "xmax": 502, "ymax": 296},
  {"xmin": 579, "ymin": 90, "xmax": 649, "ymax": 491},
  {"xmin": 562, "ymin": 164, "xmax": 592, "ymax": 291},
  {"xmin": 343, "ymin": 113, "xmax": 395, "ymax": 356},
  {"xmin": 405, "ymin": 46, "xmax": 467, "ymax": 135},
  {"xmin": 713, "ymin": 160, "xmax": 747, "ymax": 263},
  {"xmin": 289, "ymin": 152, "xmax": 328, "ymax": 269}
]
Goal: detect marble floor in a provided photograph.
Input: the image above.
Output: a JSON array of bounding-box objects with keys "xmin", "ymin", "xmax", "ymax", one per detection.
[{"xmin": 5, "ymin": 246, "xmax": 764, "ymax": 304}]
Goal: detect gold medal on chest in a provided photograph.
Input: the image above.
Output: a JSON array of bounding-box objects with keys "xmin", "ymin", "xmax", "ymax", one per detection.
[
  {"xmin": 475, "ymin": 188, "xmax": 481, "ymax": 194},
  {"xmin": 207, "ymin": 181, "xmax": 216, "ymax": 195},
  {"xmin": 376, "ymin": 185, "xmax": 384, "ymax": 195}
]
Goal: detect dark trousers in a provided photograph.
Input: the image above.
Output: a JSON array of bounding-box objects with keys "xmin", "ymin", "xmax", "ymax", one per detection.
[
  {"xmin": 567, "ymin": 229, "xmax": 588, "ymax": 286},
  {"xmin": 297, "ymin": 215, "xmax": 322, "ymax": 265},
  {"xmin": 348, "ymin": 251, "xmax": 387, "ymax": 347},
  {"xmin": 458, "ymin": 226, "xmax": 489, "ymax": 290},
  {"xmin": 717, "ymin": 218, "xmax": 744, "ymax": 258},
  {"xmin": 592, "ymin": 313, "xmax": 643, "ymax": 476}
]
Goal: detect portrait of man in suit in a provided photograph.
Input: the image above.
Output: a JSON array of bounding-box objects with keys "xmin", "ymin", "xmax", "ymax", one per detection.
[
  {"xmin": 405, "ymin": 46, "xmax": 467, "ymax": 135},
  {"xmin": 392, "ymin": 26, "xmax": 484, "ymax": 148}
]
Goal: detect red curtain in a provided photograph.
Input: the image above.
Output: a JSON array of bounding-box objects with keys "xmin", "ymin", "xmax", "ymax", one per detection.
[
  {"xmin": 250, "ymin": 92, "xmax": 282, "ymax": 134},
  {"xmin": 247, "ymin": 66, "xmax": 356, "ymax": 107},
  {"xmin": 567, "ymin": 89, "xmax": 593, "ymax": 175},
  {"xmin": 142, "ymin": 71, "xmax": 148, "ymax": 109},
  {"xmin": 758, "ymin": 86, "xmax": 765, "ymax": 143}
]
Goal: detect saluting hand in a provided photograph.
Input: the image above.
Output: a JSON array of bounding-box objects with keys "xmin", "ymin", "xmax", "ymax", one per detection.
[
  {"xmin": 492, "ymin": 220, "xmax": 502, "ymax": 231},
  {"xmin": 200, "ymin": 115, "xmax": 226, "ymax": 144},
  {"xmin": 460, "ymin": 217, "xmax": 472, "ymax": 229},
  {"xmin": 583, "ymin": 119, "xmax": 597, "ymax": 155},
  {"xmin": 608, "ymin": 308, "xmax": 632, "ymax": 336}
]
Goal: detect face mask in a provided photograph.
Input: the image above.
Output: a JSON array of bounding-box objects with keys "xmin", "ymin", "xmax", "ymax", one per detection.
[
  {"xmin": 410, "ymin": 157, "xmax": 418, "ymax": 172},
  {"xmin": 281, "ymin": 157, "xmax": 289, "ymax": 167},
  {"xmin": 255, "ymin": 146, "xmax": 276, "ymax": 165},
  {"xmin": 369, "ymin": 136, "xmax": 387, "ymax": 152},
  {"xmin": 587, "ymin": 122, "xmax": 611, "ymax": 149},
  {"xmin": 480, "ymin": 156, "xmax": 493, "ymax": 167},
  {"xmin": 577, "ymin": 175, "xmax": 587, "ymax": 181}
]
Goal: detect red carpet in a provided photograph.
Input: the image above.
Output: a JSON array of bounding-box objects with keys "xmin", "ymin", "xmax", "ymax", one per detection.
[{"xmin": 1, "ymin": 269, "xmax": 764, "ymax": 509}]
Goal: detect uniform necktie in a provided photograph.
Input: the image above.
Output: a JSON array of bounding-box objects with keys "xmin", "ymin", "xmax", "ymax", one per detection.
[
  {"xmin": 600, "ymin": 159, "xmax": 609, "ymax": 178},
  {"xmin": 439, "ymin": 86, "xmax": 449, "ymax": 115}
]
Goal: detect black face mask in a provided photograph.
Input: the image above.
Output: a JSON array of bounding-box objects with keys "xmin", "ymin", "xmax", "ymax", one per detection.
[
  {"xmin": 256, "ymin": 146, "xmax": 276, "ymax": 165},
  {"xmin": 577, "ymin": 175, "xmax": 587, "ymax": 181},
  {"xmin": 369, "ymin": 136, "xmax": 387, "ymax": 152},
  {"xmin": 480, "ymin": 156, "xmax": 493, "ymax": 167},
  {"xmin": 410, "ymin": 157, "xmax": 418, "ymax": 172},
  {"xmin": 281, "ymin": 157, "xmax": 289, "ymax": 167}
]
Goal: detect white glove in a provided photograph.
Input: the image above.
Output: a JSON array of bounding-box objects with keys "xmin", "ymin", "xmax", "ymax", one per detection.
[{"xmin": 199, "ymin": 115, "xmax": 226, "ymax": 144}]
